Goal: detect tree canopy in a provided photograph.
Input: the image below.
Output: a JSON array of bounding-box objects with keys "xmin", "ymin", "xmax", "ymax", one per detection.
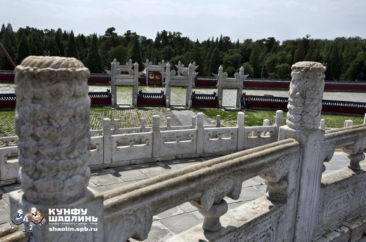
[{"xmin": 0, "ymin": 23, "xmax": 366, "ymax": 81}]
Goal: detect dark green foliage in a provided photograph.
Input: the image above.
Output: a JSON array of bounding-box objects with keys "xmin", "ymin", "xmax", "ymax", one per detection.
[
  {"xmin": 85, "ymin": 35, "xmax": 103, "ymax": 73},
  {"xmin": 0, "ymin": 24, "xmax": 365, "ymax": 81},
  {"xmin": 16, "ymin": 34, "xmax": 30, "ymax": 64},
  {"xmin": 108, "ymin": 45, "xmax": 128, "ymax": 64},
  {"xmin": 130, "ymin": 38, "xmax": 143, "ymax": 69},
  {"xmin": 66, "ymin": 31, "xmax": 78, "ymax": 58},
  {"xmin": 209, "ymin": 48, "xmax": 221, "ymax": 75}
]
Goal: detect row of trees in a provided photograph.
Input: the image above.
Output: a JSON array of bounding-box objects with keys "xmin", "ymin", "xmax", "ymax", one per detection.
[{"xmin": 1, "ymin": 23, "xmax": 366, "ymax": 81}]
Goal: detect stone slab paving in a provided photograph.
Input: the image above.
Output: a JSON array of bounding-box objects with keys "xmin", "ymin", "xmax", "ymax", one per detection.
[{"xmin": 0, "ymin": 151, "xmax": 363, "ymax": 241}]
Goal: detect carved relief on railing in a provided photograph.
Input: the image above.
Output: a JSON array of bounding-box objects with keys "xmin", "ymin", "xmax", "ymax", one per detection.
[
  {"xmin": 324, "ymin": 125, "xmax": 366, "ymax": 171},
  {"xmin": 260, "ymin": 156, "xmax": 290, "ymax": 202},
  {"xmin": 287, "ymin": 62, "xmax": 326, "ymax": 130},
  {"xmin": 0, "ymin": 136, "xmax": 18, "ymax": 147},
  {"xmin": 104, "ymin": 206, "xmax": 153, "ymax": 242},
  {"xmin": 102, "ymin": 139, "xmax": 300, "ymax": 241},
  {"xmin": 191, "ymin": 176, "xmax": 242, "ymax": 231}
]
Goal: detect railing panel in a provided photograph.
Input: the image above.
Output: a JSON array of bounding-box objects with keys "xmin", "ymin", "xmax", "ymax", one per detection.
[
  {"xmin": 203, "ymin": 127, "xmax": 238, "ymax": 154},
  {"xmin": 0, "ymin": 146, "xmax": 19, "ymax": 183},
  {"xmin": 244, "ymin": 126, "xmax": 277, "ymax": 149},
  {"xmin": 160, "ymin": 129, "xmax": 197, "ymax": 157},
  {"xmin": 111, "ymin": 132, "xmax": 152, "ymax": 162},
  {"xmin": 90, "ymin": 136, "xmax": 104, "ymax": 166}
]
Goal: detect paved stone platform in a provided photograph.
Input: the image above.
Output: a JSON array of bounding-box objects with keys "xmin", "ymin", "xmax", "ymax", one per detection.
[{"xmin": 0, "ymin": 151, "xmax": 363, "ymax": 241}]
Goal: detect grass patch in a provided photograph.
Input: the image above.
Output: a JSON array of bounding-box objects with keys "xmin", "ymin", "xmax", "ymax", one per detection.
[
  {"xmin": 194, "ymin": 108, "xmax": 365, "ymax": 128},
  {"xmin": 0, "ymin": 107, "xmax": 364, "ymax": 137}
]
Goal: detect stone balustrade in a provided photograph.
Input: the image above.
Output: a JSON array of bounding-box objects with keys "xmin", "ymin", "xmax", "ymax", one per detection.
[
  {"xmin": 0, "ymin": 111, "xmax": 282, "ymax": 185},
  {"xmin": 102, "ymin": 138, "xmax": 300, "ymax": 241},
  {"xmin": 3, "ymin": 58, "xmax": 366, "ymax": 242}
]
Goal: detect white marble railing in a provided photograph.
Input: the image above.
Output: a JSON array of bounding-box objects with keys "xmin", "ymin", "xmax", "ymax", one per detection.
[
  {"xmin": 102, "ymin": 138, "xmax": 300, "ymax": 241},
  {"xmin": 0, "ymin": 111, "xmax": 283, "ymax": 185},
  {"xmin": 314, "ymin": 125, "xmax": 366, "ymax": 239}
]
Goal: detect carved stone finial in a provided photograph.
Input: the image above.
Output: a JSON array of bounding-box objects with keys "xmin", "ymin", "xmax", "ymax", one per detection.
[
  {"xmin": 15, "ymin": 56, "xmax": 91, "ymax": 205},
  {"xmin": 286, "ymin": 61, "xmax": 326, "ymax": 130},
  {"xmin": 218, "ymin": 65, "xmax": 223, "ymax": 72}
]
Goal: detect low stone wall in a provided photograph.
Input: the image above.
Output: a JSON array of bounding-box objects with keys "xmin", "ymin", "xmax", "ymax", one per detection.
[{"xmin": 0, "ymin": 111, "xmax": 283, "ymax": 186}]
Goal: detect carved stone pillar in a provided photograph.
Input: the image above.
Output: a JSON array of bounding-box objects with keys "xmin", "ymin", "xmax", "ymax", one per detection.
[
  {"xmin": 165, "ymin": 62, "xmax": 171, "ymax": 107},
  {"xmin": 186, "ymin": 63, "xmax": 194, "ymax": 107},
  {"xmin": 217, "ymin": 65, "xmax": 224, "ymax": 108},
  {"xmin": 279, "ymin": 61, "xmax": 326, "ymax": 242},
  {"xmin": 15, "ymin": 56, "xmax": 91, "ymax": 204},
  {"xmin": 110, "ymin": 58, "xmax": 118, "ymax": 107},
  {"xmin": 10, "ymin": 56, "xmax": 103, "ymax": 241},
  {"xmin": 132, "ymin": 62, "xmax": 139, "ymax": 107}
]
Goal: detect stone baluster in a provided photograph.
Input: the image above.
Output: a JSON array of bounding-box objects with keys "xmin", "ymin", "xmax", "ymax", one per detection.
[
  {"xmin": 274, "ymin": 110, "xmax": 283, "ymax": 139},
  {"xmin": 113, "ymin": 119, "xmax": 120, "ymax": 134},
  {"xmin": 263, "ymin": 119, "xmax": 270, "ymax": 126},
  {"xmin": 166, "ymin": 117, "xmax": 172, "ymax": 130},
  {"xmin": 279, "ymin": 61, "xmax": 326, "ymax": 241},
  {"xmin": 343, "ymin": 119, "xmax": 364, "ymax": 171},
  {"xmin": 319, "ymin": 119, "xmax": 325, "ymax": 130},
  {"xmin": 217, "ymin": 65, "xmax": 224, "ymax": 108},
  {"xmin": 191, "ymin": 115, "xmax": 196, "ymax": 129},
  {"xmin": 103, "ymin": 118, "xmax": 112, "ymax": 164},
  {"xmin": 216, "ymin": 115, "xmax": 221, "ymax": 127},
  {"xmin": 140, "ymin": 118, "xmax": 146, "ymax": 132},
  {"xmin": 110, "ymin": 58, "xmax": 118, "ymax": 107},
  {"xmin": 132, "ymin": 62, "xmax": 139, "ymax": 107},
  {"xmin": 165, "ymin": 62, "xmax": 171, "ymax": 107},
  {"xmin": 237, "ymin": 112, "xmax": 245, "ymax": 150},
  {"xmin": 186, "ymin": 63, "xmax": 194, "ymax": 108},
  {"xmin": 152, "ymin": 115, "xmax": 161, "ymax": 158},
  {"xmin": 237, "ymin": 66, "xmax": 244, "ymax": 108},
  {"xmin": 196, "ymin": 113, "xmax": 204, "ymax": 154},
  {"xmin": 10, "ymin": 56, "xmax": 103, "ymax": 241},
  {"xmin": 344, "ymin": 120, "xmax": 353, "ymax": 127}
]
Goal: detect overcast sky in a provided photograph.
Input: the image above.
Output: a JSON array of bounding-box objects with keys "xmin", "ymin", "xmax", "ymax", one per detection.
[{"xmin": 1, "ymin": 0, "xmax": 365, "ymax": 41}]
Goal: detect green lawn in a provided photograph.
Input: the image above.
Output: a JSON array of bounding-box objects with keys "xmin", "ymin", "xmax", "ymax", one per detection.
[
  {"xmin": 195, "ymin": 108, "xmax": 365, "ymax": 128},
  {"xmin": 0, "ymin": 107, "xmax": 364, "ymax": 137}
]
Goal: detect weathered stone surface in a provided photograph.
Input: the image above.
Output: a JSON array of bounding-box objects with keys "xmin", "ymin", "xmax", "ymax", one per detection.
[
  {"xmin": 14, "ymin": 56, "xmax": 91, "ymax": 205},
  {"xmin": 287, "ymin": 61, "xmax": 326, "ymax": 130}
]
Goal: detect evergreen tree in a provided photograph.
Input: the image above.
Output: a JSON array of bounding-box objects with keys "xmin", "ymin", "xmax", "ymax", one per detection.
[
  {"xmin": 85, "ymin": 35, "xmax": 103, "ymax": 73},
  {"xmin": 209, "ymin": 48, "xmax": 221, "ymax": 74},
  {"xmin": 66, "ymin": 31, "xmax": 78, "ymax": 58},
  {"xmin": 293, "ymin": 40, "xmax": 306, "ymax": 62},
  {"xmin": 130, "ymin": 37, "xmax": 142, "ymax": 69},
  {"xmin": 55, "ymin": 29, "xmax": 64, "ymax": 56},
  {"xmin": 243, "ymin": 62, "xmax": 254, "ymax": 77},
  {"xmin": 16, "ymin": 34, "xmax": 30, "ymax": 64},
  {"xmin": 249, "ymin": 44, "xmax": 262, "ymax": 78},
  {"xmin": 108, "ymin": 45, "xmax": 128, "ymax": 64},
  {"xmin": 325, "ymin": 43, "xmax": 342, "ymax": 80}
]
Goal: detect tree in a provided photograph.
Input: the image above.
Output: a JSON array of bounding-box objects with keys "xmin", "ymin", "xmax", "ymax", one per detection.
[
  {"xmin": 249, "ymin": 44, "xmax": 262, "ymax": 78},
  {"xmin": 85, "ymin": 35, "xmax": 103, "ymax": 73},
  {"xmin": 209, "ymin": 48, "xmax": 221, "ymax": 74},
  {"xmin": 16, "ymin": 34, "xmax": 30, "ymax": 64},
  {"xmin": 325, "ymin": 43, "xmax": 342, "ymax": 80},
  {"xmin": 274, "ymin": 63, "xmax": 291, "ymax": 79},
  {"xmin": 130, "ymin": 38, "xmax": 143, "ymax": 69},
  {"xmin": 343, "ymin": 52, "xmax": 366, "ymax": 81},
  {"xmin": 293, "ymin": 40, "xmax": 306, "ymax": 63},
  {"xmin": 66, "ymin": 31, "xmax": 78, "ymax": 58},
  {"xmin": 108, "ymin": 45, "xmax": 128, "ymax": 64},
  {"xmin": 243, "ymin": 62, "xmax": 254, "ymax": 77}
]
